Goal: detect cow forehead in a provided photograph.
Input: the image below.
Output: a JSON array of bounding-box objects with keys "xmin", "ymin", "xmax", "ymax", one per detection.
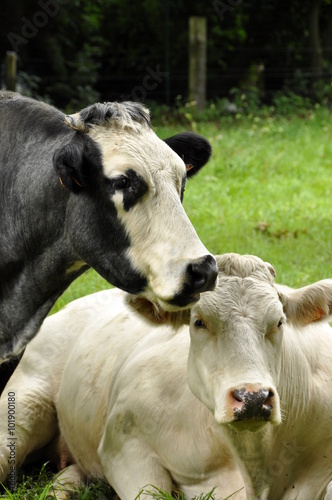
[
  {"xmin": 90, "ymin": 125, "xmax": 186, "ymax": 181},
  {"xmin": 193, "ymin": 276, "xmax": 283, "ymax": 329}
]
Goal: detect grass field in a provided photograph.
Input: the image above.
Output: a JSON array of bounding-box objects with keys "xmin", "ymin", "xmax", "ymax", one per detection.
[{"xmin": 1, "ymin": 107, "xmax": 332, "ymax": 498}]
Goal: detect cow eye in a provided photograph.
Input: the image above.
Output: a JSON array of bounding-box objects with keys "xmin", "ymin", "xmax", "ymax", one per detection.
[
  {"xmin": 114, "ymin": 176, "xmax": 130, "ymax": 190},
  {"xmin": 110, "ymin": 176, "xmax": 130, "ymax": 190},
  {"xmin": 277, "ymin": 319, "xmax": 283, "ymax": 328},
  {"xmin": 194, "ymin": 318, "xmax": 206, "ymax": 329}
]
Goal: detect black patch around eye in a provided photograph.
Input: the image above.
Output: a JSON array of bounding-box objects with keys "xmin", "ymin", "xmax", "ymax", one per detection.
[{"xmin": 122, "ymin": 169, "xmax": 148, "ymax": 211}]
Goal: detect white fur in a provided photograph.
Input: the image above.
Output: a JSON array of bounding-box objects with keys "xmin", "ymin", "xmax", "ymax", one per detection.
[
  {"xmin": 187, "ymin": 254, "xmax": 332, "ymax": 499},
  {"xmin": 0, "ymin": 287, "xmax": 243, "ymax": 499},
  {"xmin": 1, "ymin": 254, "xmax": 332, "ymax": 499}
]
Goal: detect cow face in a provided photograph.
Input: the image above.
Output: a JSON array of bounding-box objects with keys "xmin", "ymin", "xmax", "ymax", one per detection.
[
  {"xmin": 53, "ymin": 102, "xmax": 218, "ymax": 310},
  {"xmin": 187, "ymin": 254, "xmax": 284, "ymax": 432},
  {"xmin": 187, "ymin": 254, "xmax": 332, "ymax": 434}
]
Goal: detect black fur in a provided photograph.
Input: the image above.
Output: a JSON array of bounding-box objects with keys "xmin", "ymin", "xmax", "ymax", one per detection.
[
  {"xmin": 0, "ymin": 93, "xmax": 148, "ymax": 365},
  {"xmin": 163, "ymin": 132, "xmax": 212, "ymax": 177},
  {"xmin": 121, "ymin": 169, "xmax": 149, "ymax": 211},
  {"xmin": 0, "ymin": 92, "xmax": 213, "ymax": 390},
  {"xmin": 53, "ymin": 134, "xmax": 103, "ymax": 193},
  {"xmin": 0, "ymin": 356, "xmax": 21, "ymax": 394}
]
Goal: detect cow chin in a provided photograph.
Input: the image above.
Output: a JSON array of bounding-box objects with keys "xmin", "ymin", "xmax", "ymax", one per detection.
[
  {"xmin": 213, "ymin": 408, "xmax": 272, "ymax": 432},
  {"xmin": 139, "ymin": 289, "xmax": 200, "ymax": 313},
  {"xmin": 226, "ymin": 419, "xmax": 271, "ymax": 434},
  {"xmin": 161, "ymin": 292, "xmax": 200, "ymax": 310},
  {"xmin": 125, "ymin": 294, "xmax": 191, "ymax": 326}
]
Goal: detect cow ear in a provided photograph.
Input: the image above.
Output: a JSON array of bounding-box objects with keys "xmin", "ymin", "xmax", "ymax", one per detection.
[
  {"xmin": 163, "ymin": 132, "xmax": 212, "ymax": 178},
  {"xmin": 53, "ymin": 137, "xmax": 101, "ymax": 193},
  {"xmin": 125, "ymin": 295, "xmax": 191, "ymax": 328},
  {"xmin": 276, "ymin": 279, "xmax": 332, "ymax": 326}
]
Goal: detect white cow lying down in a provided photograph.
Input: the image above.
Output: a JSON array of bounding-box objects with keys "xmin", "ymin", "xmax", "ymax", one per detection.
[{"xmin": 1, "ymin": 253, "xmax": 332, "ymax": 499}]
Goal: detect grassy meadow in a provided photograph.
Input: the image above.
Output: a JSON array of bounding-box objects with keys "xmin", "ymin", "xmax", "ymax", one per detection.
[{"xmin": 1, "ymin": 107, "xmax": 332, "ymax": 499}]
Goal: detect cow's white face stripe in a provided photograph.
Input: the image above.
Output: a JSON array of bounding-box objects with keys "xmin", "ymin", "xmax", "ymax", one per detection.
[
  {"xmin": 89, "ymin": 125, "xmax": 212, "ymax": 309},
  {"xmin": 91, "ymin": 126, "xmax": 187, "ymax": 184}
]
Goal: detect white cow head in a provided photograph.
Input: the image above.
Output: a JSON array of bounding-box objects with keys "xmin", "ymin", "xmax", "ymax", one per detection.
[
  {"xmin": 53, "ymin": 102, "xmax": 218, "ymax": 310},
  {"xmin": 187, "ymin": 254, "xmax": 283, "ymax": 432},
  {"xmin": 129, "ymin": 253, "xmax": 332, "ymax": 433},
  {"xmin": 187, "ymin": 254, "xmax": 332, "ymax": 432}
]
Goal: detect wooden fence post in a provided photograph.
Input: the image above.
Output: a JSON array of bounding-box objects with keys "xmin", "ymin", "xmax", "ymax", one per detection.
[
  {"xmin": 188, "ymin": 16, "xmax": 207, "ymax": 112},
  {"xmin": 6, "ymin": 51, "xmax": 17, "ymax": 92}
]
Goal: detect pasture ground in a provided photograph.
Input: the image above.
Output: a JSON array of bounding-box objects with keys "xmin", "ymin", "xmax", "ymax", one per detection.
[{"xmin": 1, "ymin": 107, "xmax": 332, "ymax": 498}]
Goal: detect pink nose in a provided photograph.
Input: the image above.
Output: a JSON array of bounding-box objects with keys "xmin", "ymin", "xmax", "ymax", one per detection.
[{"xmin": 229, "ymin": 385, "xmax": 275, "ymax": 421}]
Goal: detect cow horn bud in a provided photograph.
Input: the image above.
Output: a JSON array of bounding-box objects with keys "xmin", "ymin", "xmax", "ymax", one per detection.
[{"xmin": 64, "ymin": 113, "xmax": 90, "ymax": 133}]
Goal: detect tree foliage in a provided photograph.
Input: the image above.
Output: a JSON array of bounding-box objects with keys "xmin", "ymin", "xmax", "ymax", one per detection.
[{"xmin": 1, "ymin": 0, "xmax": 332, "ymax": 109}]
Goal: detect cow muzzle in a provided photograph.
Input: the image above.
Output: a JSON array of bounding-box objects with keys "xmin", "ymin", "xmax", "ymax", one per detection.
[
  {"xmin": 170, "ymin": 255, "xmax": 218, "ymax": 308},
  {"xmin": 224, "ymin": 384, "xmax": 281, "ymax": 432}
]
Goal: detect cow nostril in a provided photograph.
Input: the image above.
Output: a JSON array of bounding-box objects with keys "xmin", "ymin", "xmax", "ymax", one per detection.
[
  {"xmin": 186, "ymin": 255, "xmax": 218, "ymax": 295},
  {"xmin": 188, "ymin": 263, "xmax": 207, "ymax": 290},
  {"xmin": 233, "ymin": 388, "xmax": 245, "ymax": 403},
  {"xmin": 260, "ymin": 389, "xmax": 270, "ymax": 401},
  {"xmin": 263, "ymin": 389, "xmax": 275, "ymax": 409},
  {"xmin": 230, "ymin": 388, "xmax": 246, "ymax": 412},
  {"xmin": 260, "ymin": 389, "xmax": 274, "ymax": 403}
]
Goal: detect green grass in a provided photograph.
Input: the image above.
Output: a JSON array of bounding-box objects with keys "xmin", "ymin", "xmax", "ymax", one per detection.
[
  {"xmin": 4, "ymin": 108, "xmax": 332, "ymax": 498},
  {"xmin": 0, "ymin": 464, "xmax": 116, "ymax": 499},
  {"xmin": 179, "ymin": 108, "xmax": 332, "ymax": 287}
]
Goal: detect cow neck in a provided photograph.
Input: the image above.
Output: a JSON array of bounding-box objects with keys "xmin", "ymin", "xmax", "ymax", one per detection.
[
  {"xmin": 278, "ymin": 325, "xmax": 316, "ymax": 420},
  {"xmin": 223, "ymin": 424, "xmax": 274, "ymax": 498},
  {"xmin": 0, "ymin": 246, "xmax": 89, "ymax": 362}
]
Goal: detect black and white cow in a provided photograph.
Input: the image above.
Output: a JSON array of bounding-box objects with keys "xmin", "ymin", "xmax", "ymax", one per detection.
[{"xmin": 0, "ymin": 92, "xmax": 217, "ymax": 366}]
